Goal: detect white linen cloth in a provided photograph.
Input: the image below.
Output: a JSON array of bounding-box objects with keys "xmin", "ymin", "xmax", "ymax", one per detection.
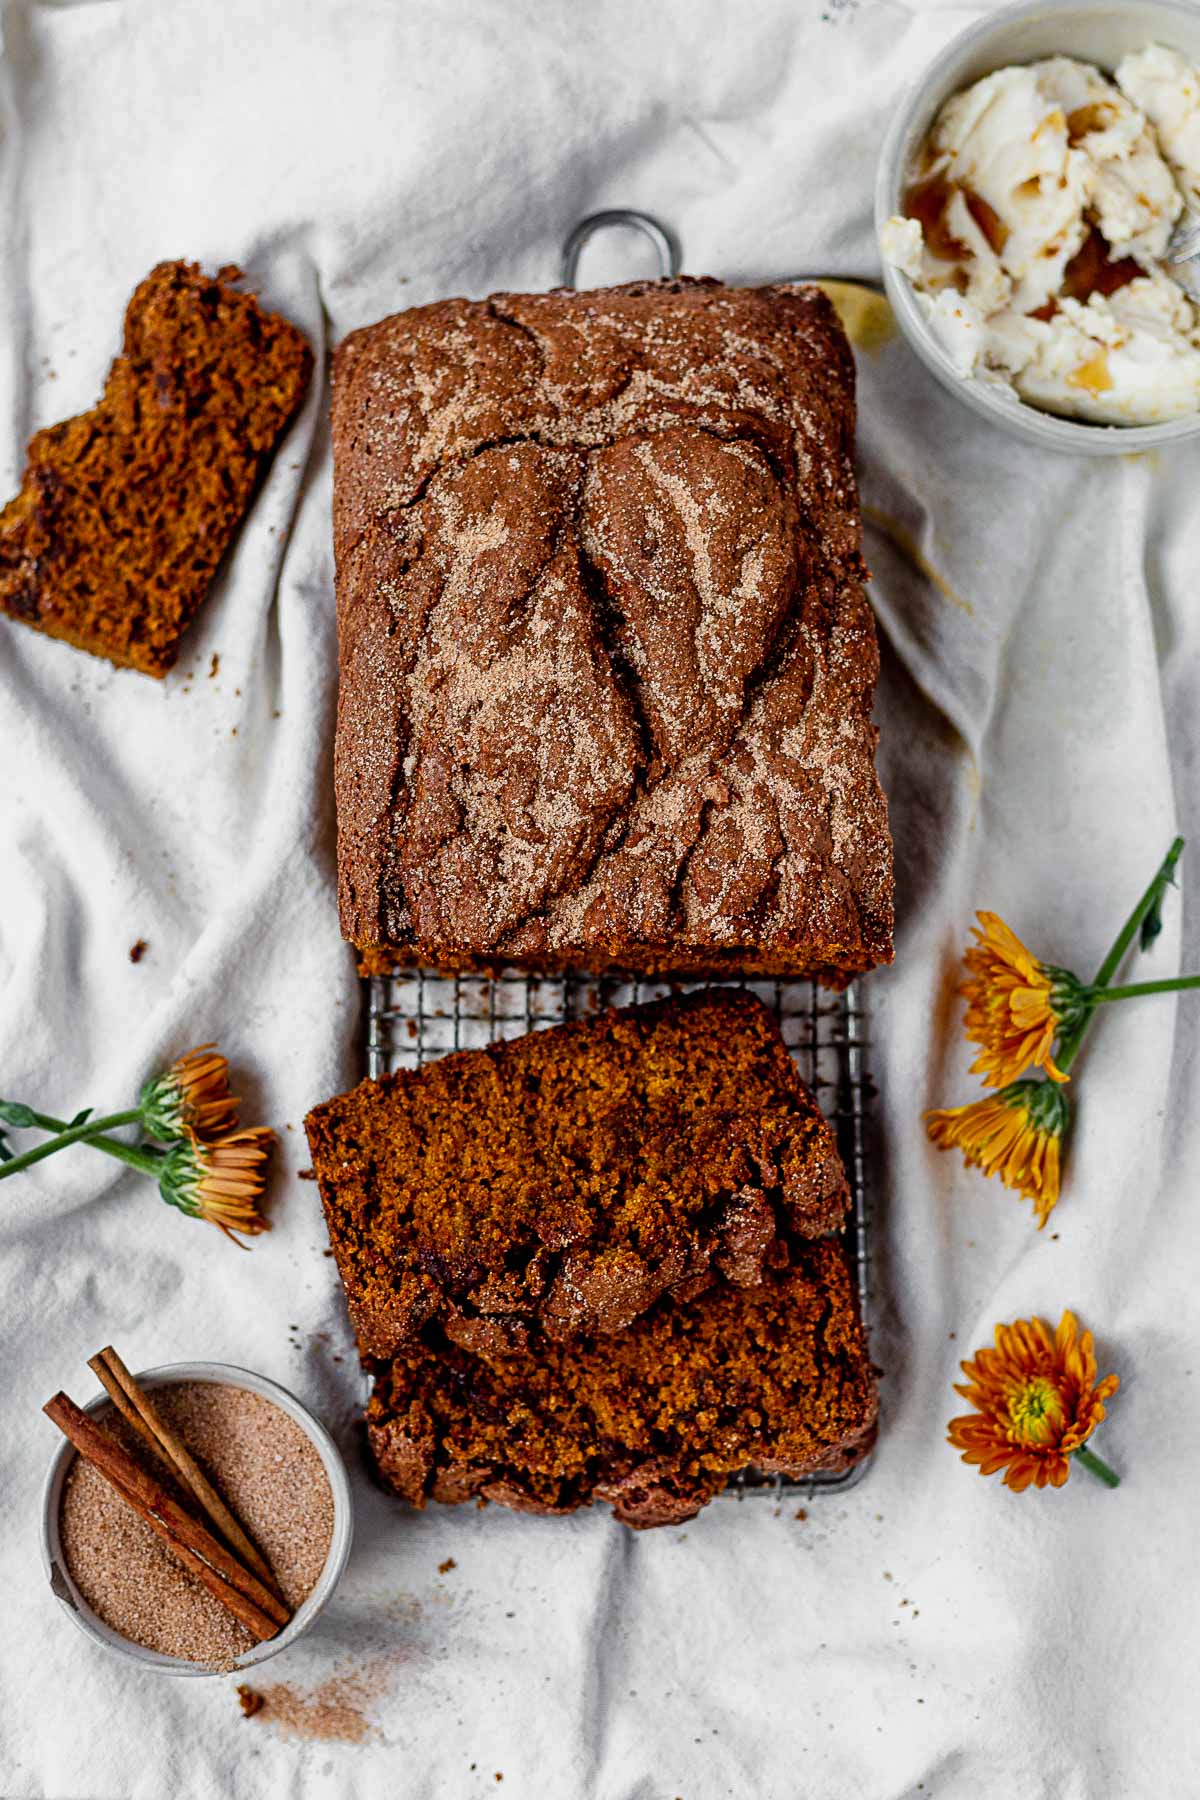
[{"xmin": 1, "ymin": 1, "xmax": 1198, "ymax": 1794}]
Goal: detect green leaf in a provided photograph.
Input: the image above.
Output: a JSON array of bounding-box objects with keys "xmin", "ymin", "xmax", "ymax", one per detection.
[
  {"xmin": 1140, "ymin": 908, "xmax": 1162, "ymax": 951},
  {"xmin": 0, "ymin": 1134, "xmax": 11, "ymax": 1163},
  {"xmin": 0, "ymin": 1102, "xmax": 36, "ymax": 1128},
  {"xmin": 68, "ymin": 1108, "xmax": 93, "ymax": 1129}
]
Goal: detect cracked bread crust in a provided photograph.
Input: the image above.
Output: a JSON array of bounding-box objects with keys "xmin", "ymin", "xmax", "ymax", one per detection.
[
  {"xmin": 331, "ymin": 277, "xmax": 893, "ymax": 982},
  {"xmin": 366, "ymin": 1240, "xmax": 878, "ymax": 1529},
  {"xmin": 0, "ymin": 261, "xmax": 312, "ymax": 676},
  {"xmin": 304, "ymin": 990, "xmax": 850, "ymax": 1360}
]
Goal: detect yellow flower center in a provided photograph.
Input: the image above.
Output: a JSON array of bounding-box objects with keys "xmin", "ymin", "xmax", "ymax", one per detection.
[{"xmin": 1005, "ymin": 1375, "xmax": 1064, "ymax": 1446}]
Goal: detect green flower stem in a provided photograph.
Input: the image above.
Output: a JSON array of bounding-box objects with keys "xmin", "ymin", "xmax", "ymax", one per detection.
[
  {"xmin": 1074, "ymin": 1445, "xmax": 1121, "ymax": 1488},
  {"xmin": 28, "ymin": 1109, "xmax": 167, "ymax": 1177},
  {"xmin": 1082, "ymin": 976, "xmax": 1200, "ymax": 1002},
  {"xmin": 1093, "ymin": 836, "xmax": 1184, "ymax": 990},
  {"xmin": 1056, "ymin": 836, "xmax": 1186, "ymax": 1077},
  {"xmin": 0, "ymin": 1108, "xmax": 157, "ymax": 1181},
  {"xmin": 1053, "ymin": 1032, "xmax": 1084, "ymax": 1078}
]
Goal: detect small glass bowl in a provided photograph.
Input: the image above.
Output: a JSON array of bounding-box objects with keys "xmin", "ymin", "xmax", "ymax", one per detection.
[{"xmin": 40, "ymin": 1361, "xmax": 354, "ymax": 1678}]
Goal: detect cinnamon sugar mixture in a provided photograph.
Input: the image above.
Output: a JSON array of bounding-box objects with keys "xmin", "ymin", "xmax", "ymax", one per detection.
[
  {"xmin": 58, "ymin": 1382, "xmax": 334, "ymax": 1666},
  {"xmin": 237, "ymin": 1675, "xmax": 375, "ymax": 1743}
]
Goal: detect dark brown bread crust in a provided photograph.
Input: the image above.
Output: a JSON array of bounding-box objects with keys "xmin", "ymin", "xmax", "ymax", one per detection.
[
  {"xmin": 331, "ymin": 277, "xmax": 893, "ymax": 983},
  {"xmin": 305, "ymin": 989, "xmax": 850, "ymax": 1359},
  {"xmin": 0, "ymin": 261, "xmax": 312, "ymax": 676},
  {"xmin": 366, "ymin": 1240, "xmax": 877, "ymax": 1529}
]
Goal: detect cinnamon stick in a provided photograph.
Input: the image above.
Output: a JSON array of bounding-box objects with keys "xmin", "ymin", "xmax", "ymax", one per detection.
[
  {"xmin": 87, "ymin": 1346, "xmax": 281, "ymax": 1597},
  {"xmin": 44, "ymin": 1392, "xmax": 289, "ymax": 1643}
]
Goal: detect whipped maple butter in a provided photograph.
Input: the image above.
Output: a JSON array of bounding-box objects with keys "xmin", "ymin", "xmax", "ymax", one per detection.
[{"xmin": 882, "ymin": 45, "xmax": 1200, "ymax": 425}]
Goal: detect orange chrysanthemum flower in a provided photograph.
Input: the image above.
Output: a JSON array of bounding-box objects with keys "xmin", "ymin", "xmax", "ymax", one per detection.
[
  {"xmin": 948, "ymin": 1311, "xmax": 1120, "ymax": 1491},
  {"xmin": 925, "ymin": 1079, "xmax": 1068, "ymax": 1229},
  {"xmin": 961, "ymin": 913, "xmax": 1083, "ymax": 1088},
  {"xmin": 140, "ymin": 1044, "xmax": 239, "ymax": 1142},
  {"xmin": 157, "ymin": 1127, "xmax": 274, "ymax": 1245}
]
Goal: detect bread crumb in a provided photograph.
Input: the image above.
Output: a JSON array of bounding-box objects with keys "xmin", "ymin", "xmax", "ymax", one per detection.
[{"xmin": 128, "ymin": 939, "xmax": 148, "ymax": 964}]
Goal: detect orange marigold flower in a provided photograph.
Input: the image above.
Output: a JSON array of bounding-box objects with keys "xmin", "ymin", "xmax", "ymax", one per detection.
[
  {"xmin": 948, "ymin": 1310, "xmax": 1120, "ymax": 1491},
  {"xmin": 157, "ymin": 1127, "xmax": 273, "ymax": 1245},
  {"xmin": 961, "ymin": 912, "xmax": 1083, "ymax": 1088},
  {"xmin": 140, "ymin": 1044, "xmax": 239, "ymax": 1142},
  {"xmin": 925, "ymin": 1079, "xmax": 1068, "ymax": 1229}
]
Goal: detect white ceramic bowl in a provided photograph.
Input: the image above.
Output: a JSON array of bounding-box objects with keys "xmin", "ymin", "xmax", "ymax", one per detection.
[
  {"xmin": 40, "ymin": 1361, "xmax": 354, "ymax": 1678},
  {"xmin": 875, "ymin": 0, "xmax": 1200, "ymax": 455}
]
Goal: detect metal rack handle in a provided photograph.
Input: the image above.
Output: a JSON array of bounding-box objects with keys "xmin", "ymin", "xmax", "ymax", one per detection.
[{"xmin": 560, "ymin": 209, "xmax": 681, "ymax": 289}]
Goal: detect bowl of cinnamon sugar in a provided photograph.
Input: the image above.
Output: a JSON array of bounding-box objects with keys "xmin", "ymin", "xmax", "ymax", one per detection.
[{"xmin": 40, "ymin": 1351, "xmax": 353, "ymax": 1676}]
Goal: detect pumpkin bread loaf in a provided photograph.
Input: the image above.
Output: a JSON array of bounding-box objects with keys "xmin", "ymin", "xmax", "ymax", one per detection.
[
  {"xmin": 305, "ymin": 989, "xmax": 850, "ymax": 1360},
  {"xmin": 331, "ymin": 276, "xmax": 893, "ymax": 983},
  {"xmin": 0, "ymin": 261, "xmax": 312, "ymax": 675},
  {"xmin": 366, "ymin": 1240, "xmax": 877, "ymax": 1529}
]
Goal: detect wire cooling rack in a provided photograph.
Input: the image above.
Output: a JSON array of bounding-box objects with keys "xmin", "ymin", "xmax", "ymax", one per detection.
[{"xmin": 363, "ymin": 971, "xmax": 874, "ymax": 1500}]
